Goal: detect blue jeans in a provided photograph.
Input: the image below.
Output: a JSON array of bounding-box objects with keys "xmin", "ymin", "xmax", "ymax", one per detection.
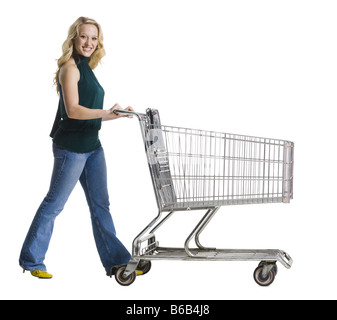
[{"xmin": 19, "ymin": 143, "xmax": 131, "ymax": 275}]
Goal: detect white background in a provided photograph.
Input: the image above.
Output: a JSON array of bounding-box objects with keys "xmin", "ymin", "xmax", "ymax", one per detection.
[{"xmin": 1, "ymin": 0, "xmax": 336, "ymax": 300}]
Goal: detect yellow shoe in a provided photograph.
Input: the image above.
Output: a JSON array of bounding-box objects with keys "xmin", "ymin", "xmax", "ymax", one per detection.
[
  {"xmin": 136, "ymin": 270, "xmax": 143, "ymax": 276},
  {"xmin": 30, "ymin": 270, "xmax": 53, "ymax": 279}
]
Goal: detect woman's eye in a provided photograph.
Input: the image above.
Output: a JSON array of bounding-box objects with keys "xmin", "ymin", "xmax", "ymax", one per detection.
[{"xmin": 92, "ymin": 37, "xmax": 97, "ymax": 41}]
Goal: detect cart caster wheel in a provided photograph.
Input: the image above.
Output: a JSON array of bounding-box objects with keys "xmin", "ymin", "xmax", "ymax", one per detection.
[
  {"xmin": 115, "ymin": 265, "xmax": 136, "ymax": 286},
  {"xmin": 253, "ymin": 265, "xmax": 276, "ymax": 287},
  {"xmin": 258, "ymin": 261, "xmax": 278, "ymax": 276},
  {"xmin": 138, "ymin": 260, "xmax": 152, "ymax": 275}
]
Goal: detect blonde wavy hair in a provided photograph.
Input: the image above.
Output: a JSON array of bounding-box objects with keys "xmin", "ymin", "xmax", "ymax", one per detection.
[{"xmin": 54, "ymin": 17, "xmax": 106, "ymax": 93}]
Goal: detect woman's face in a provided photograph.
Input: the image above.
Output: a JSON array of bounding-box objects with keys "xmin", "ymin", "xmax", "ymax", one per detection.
[{"xmin": 74, "ymin": 24, "xmax": 98, "ymax": 57}]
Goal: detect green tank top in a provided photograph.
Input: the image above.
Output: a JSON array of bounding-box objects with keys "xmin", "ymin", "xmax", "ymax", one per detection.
[{"xmin": 51, "ymin": 55, "xmax": 105, "ymax": 153}]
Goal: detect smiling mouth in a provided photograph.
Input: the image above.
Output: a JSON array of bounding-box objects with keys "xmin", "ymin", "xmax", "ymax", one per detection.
[{"xmin": 82, "ymin": 47, "xmax": 92, "ymax": 52}]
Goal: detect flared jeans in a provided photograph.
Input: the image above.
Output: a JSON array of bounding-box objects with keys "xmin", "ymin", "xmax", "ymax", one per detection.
[{"xmin": 19, "ymin": 143, "xmax": 131, "ymax": 275}]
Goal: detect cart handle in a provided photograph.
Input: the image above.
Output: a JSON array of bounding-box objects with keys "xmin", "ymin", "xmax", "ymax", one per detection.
[{"xmin": 113, "ymin": 109, "xmax": 145, "ymax": 120}]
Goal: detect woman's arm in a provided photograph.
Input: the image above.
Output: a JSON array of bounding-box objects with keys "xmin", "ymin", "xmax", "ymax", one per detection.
[{"xmin": 59, "ymin": 60, "xmax": 129, "ymax": 121}]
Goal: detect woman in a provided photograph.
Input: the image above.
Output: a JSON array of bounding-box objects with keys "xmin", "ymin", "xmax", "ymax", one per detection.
[{"xmin": 19, "ymin": 17, "xmax": 134, "ymax": 279}]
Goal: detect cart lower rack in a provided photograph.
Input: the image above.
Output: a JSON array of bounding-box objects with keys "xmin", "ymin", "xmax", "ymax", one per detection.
[{"xmin": 113, "ymin": 109, "xmax": 294, "ymax": 286}]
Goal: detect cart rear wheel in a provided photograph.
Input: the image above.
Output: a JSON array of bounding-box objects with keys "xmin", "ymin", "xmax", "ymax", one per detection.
[
  {"xmin": 115, "ymin": 265, "xmax": 136, "ymax": 286},
  {"xmin": 138, "ymin": 260, "xmax": 152, "ymax": 275},
  {"xmin": 253, "ymin": 266, "xmax": 275, "ymax": 287}
]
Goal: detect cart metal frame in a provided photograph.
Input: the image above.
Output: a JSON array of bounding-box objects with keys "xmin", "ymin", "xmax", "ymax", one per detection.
[{"xmin": 113, "ymin": 108, "xmax": 294, "ymax": 286}]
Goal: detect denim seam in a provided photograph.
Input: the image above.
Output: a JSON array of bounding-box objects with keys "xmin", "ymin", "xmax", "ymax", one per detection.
[
  {"xmin": 83, "ymin": 167, "xmax": 114, "ymax": 268},
  {"xmin": 47, "ymin": 154, "xmax": 68, "ymax": 201},
  {"xmin": 30, "ymin": 153, "xmax": 68, "ymax": 240}
]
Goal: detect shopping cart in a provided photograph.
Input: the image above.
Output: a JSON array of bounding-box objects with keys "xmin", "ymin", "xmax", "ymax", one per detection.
[{"xmin": 113, "ymin": 108, "xmax": 294, "ymax": 286}]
